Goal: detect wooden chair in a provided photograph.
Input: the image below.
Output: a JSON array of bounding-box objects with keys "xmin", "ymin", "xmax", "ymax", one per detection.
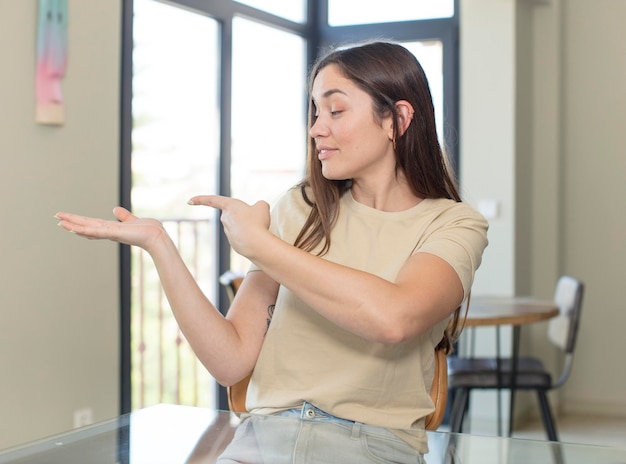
[{"xmin": 218, "ymin": 271, "xmax": 449, "ymax": 430}]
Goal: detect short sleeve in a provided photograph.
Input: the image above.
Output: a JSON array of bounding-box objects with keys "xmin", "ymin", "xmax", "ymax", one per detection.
[{"xmin": 416, "ymin": 205, "xmax": 489, "ymax": 299}]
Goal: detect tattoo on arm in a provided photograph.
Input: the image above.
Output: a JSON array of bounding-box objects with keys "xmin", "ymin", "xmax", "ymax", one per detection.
[{"xmin": 265, "ymin": 304, "xmax": 275, "ymax": 335}]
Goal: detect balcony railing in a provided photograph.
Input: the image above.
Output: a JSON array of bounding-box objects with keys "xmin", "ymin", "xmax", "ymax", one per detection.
[{"xmin": 130, "ymin": 218, "xmax": 218, "ymax": 410}]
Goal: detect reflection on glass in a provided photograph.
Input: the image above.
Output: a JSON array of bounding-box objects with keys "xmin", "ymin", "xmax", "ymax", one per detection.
[
  {"xmin": 328, "ymin": 0, "xmax": 453, "ymax": 26},
  {"xmin": 131, "ymin": 0, "xmax": 220, "ymax": 411},
  {"xmin": 235, "ymin": 0, "xmax": 306, "ymax": 23},
  {"xmin": 231, "ymin": 17, "xmax": 307, "ymax": 273}
]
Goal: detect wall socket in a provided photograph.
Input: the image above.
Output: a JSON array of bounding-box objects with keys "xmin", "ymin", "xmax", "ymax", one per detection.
[{"xmin": 73, "ymin": 408, "xmax": 94, "ymax": 428}]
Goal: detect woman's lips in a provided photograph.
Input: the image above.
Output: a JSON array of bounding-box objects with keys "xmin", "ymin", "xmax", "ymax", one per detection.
[{"xmin": 318, "ymin": 148, "xmax": 335, "ymax": 160}]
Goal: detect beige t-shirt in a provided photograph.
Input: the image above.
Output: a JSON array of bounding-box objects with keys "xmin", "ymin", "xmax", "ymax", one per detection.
[{"xmin": 246, "ymin": 187, "xmax": 488, "ymax": 434}]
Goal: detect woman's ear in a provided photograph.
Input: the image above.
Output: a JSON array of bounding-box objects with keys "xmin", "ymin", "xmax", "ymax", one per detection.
[{"xmin": 395, "ymin": 100, "xmax": 415, "ymax": 136}]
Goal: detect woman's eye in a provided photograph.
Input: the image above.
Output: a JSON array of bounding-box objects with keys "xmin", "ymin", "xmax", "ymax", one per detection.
[{"xmin": 330, "ymin": 110, "xmax": 342, "ymax": 117}]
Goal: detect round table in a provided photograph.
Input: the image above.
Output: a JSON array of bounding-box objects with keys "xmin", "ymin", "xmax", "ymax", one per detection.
[{"xmin": 464, "ymin": 296, "xmax": 559, "ymax": 327}]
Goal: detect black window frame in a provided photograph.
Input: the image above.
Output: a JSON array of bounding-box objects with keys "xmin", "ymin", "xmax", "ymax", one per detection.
[{"xmin": 120, "ymin": 0, "xmax": 459, "ymax": 414}]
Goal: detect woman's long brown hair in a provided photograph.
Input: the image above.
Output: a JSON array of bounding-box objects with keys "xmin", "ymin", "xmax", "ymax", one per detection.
[{"xmin": 294, "ymin": 41, "xmax": 464, "ymax": 353}]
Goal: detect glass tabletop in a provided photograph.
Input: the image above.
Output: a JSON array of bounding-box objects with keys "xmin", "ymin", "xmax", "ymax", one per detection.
[{"xmin": 0, "ymin": 404, "xmax": 624, "ymax": 464}]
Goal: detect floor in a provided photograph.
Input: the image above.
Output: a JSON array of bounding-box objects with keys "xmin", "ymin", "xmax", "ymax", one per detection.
[
  {"xmin": 512, "ymin": 414, "xmax": 626, "ymax": 447},
  {"xmin": 443, "ymin": 413, "xmax": 626, "ymax": 448}
]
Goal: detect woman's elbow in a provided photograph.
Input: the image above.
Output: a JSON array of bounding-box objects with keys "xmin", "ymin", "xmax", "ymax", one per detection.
[
  {"xmin": 214, "ymin": 370, "xmax": 252, "ymax": 388},
  {"xmin": 371, "ymin": 320, "xmax": 420, "ymax": 344}
]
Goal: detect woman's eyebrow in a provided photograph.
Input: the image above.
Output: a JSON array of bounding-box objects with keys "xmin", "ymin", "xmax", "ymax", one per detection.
[
  {"xmin": 322, "ymin": 88, "xmax": 347, "ymax": 99},
  {"xmin": 313, "ymin": 88, "xmax": 348, "ymax": 105}
]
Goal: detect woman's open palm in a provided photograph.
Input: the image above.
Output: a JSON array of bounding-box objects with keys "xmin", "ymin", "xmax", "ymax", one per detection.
[{"xmin": 56, "ymin": 207, "xmax": 166, "ymax": 253}]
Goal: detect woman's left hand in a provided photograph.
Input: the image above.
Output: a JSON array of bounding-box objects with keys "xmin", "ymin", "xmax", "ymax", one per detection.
[
  {"xmin": 56, "ymin": 207, "xmax": 168, "ymax": 253},
  {"xmin": 189, "ymin": 195, "xmax": 271, "ymax": 258}
]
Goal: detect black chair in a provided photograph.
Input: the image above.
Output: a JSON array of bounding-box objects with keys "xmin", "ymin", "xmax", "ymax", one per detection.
[{"xmin": 447, "ymin": 276, "xmax": 585, "ymax": 441}]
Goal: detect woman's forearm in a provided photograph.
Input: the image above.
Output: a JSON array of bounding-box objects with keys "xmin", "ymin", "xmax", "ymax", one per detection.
[
  {"xmin": 145, "ymin": 232, "xmax": 265, "ymax": 384},
  {"xmin": 56, "ymin": 208, "xmax": 265, "ymax": 384},
  {"xmin": 247, "ymin": 232, "xmax": 461, "ymax": 344}
]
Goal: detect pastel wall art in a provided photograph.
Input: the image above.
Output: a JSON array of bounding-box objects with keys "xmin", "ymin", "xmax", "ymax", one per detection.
[{"xmin": 36, "ymin": 0, "xmax": 68, "ymax": 125}]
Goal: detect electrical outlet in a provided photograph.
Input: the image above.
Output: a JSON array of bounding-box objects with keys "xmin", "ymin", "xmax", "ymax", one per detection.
[{"xmin": 73, "ymin": 408, "xmax": 93, "ymax": 428}]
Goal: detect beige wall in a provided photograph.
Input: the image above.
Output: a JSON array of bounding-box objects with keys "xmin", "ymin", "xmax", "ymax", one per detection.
[
  {"xmin": 1, "ymin": 0, "xmax": 625, "ymax": 450},
  {"xmin": 461, "ymin": 0, "xmax": 626, "ymax": 425},
  {"xmin": 0, "ymin": 1, "xmax": 121, "ymax": 449},
  {"xmin": 559, "ymin": 0, "xmax": 626, "ymax": 414},
  {"xmin": 459, "ymin": 0, "xmax": 521, "ymax": 426}
]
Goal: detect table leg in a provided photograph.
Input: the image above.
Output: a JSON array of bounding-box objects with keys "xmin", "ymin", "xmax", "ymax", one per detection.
[
  {"xmin": 495, "ymin": 326, "xmax": 503, "ymax": 437},
  {"xmin": 509, "ymin": 325, "xmax": 521, "ymax": 437}
]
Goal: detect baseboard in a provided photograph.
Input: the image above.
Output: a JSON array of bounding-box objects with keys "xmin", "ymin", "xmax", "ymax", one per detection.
[
  {"xmin": 460, "ymin": 390, "xmax": 626, "ymax": 432},
  {"xmin": 561, "ymin": 396, "xmax": 626, "ymax": 418},
  {"xmin": 514, "ymin": 394, "xmax": 626, "ymax": 423}
]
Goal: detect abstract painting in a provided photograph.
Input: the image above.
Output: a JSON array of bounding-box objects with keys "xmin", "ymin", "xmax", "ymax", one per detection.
[{"xmin": 36, "ymin": 0, "xmax": 68, "ymax": 125}]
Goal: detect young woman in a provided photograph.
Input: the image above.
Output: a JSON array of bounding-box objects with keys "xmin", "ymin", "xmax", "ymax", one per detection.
[{"xmin": 57, "ymin": 41, "xmax": 488, "ymax": 461}]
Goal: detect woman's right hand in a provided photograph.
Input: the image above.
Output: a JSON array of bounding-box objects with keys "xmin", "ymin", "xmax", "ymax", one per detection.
[{"xmin": 55, "ymin": 207, "xmax": 167, "ymax": 253}]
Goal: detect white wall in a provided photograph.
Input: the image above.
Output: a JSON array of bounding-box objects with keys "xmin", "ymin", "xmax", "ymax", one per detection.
[
  {"xmin": 459, "ymin": 0, "xmax": 519, "ymax": 428},
  {"xmin": 559, "ymin": 0, "xmax": 626, "ymax": 415},
  {"xmin": 461, "ymin": 0, "xmax": 626, "ymax": 427},
  {"xmin": 0, "ymin": 1, "xmax": 121, "ymax": 449},
  {"xmin": 460, "ymin": 0, "xmax": 517, "ymax": 295}
]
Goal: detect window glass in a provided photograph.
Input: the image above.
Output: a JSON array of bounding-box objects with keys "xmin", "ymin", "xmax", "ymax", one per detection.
[
  {"xmin": 132, "ymin": 0, "xmax": 220, "ymax": 410},
  {"xmin": 231, "ymin": 16, "xmax": 307, "ymax": 273},
  {"xmin": 328, "ymin": 0, "xmax": 453, "ymax": 26},
  {"xmin": 132, "ymin": 1, "xmax": 219, "ymax": 220},
  {"xmin": 235, "ymin": 0, "xmax": 306, "ymax": 23},
  {"xmin": 401, "ymin": 41, "xmax": 444, "ymax": 144}
]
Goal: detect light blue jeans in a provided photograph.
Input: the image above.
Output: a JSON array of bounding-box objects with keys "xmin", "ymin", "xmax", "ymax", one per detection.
[{"xmin": 217, "ymin": 402, "xmax": 426, "ymax": 463}]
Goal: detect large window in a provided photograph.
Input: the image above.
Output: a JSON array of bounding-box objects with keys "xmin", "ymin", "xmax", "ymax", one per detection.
[
  {"xmin": 125, "ymin": 0, "xmax": 309, "ymax": 412},
  {"xmin": 121, "ymin": 0, "xmax": 458, "ymax": 413}
]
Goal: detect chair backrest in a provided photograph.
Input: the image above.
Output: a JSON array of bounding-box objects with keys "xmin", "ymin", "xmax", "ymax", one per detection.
[
  {"xmin": 218, "ymin": 272, "xmax": 249, "ymax": 413},
  {"xmin": 228, "ymin": 372, "xmax": 252, "ymax": 413},
  {"xmin": 547, "ymin": 275, "xmax": 585, "ymax": 353},
  {"xmin": 424, "ymin": 347, "xmax": 448, "ymax": 430},
  {"xmin": 219, "ymin": 270, "xmax": 244, "ymax": 302},
  {"xmin": 218, "ymin": 271, "xmax": 448, "ymax": 431}
]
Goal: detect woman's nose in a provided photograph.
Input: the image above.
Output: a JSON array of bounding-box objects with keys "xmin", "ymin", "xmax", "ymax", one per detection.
[{"xmin": 309, "ymin": 117, "xmax": 327, "ymax": 138}]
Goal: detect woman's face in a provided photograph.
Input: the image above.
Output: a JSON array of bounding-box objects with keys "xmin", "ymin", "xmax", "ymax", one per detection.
[{"xmin": 309, "ymin": 64, "xmax": 395, "ymax": 181}]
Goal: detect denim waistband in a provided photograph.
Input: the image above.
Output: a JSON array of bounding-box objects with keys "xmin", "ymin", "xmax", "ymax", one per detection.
[{"xmin": 276, "ymin": 402, "xmax": 358, "ymax": 424}]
